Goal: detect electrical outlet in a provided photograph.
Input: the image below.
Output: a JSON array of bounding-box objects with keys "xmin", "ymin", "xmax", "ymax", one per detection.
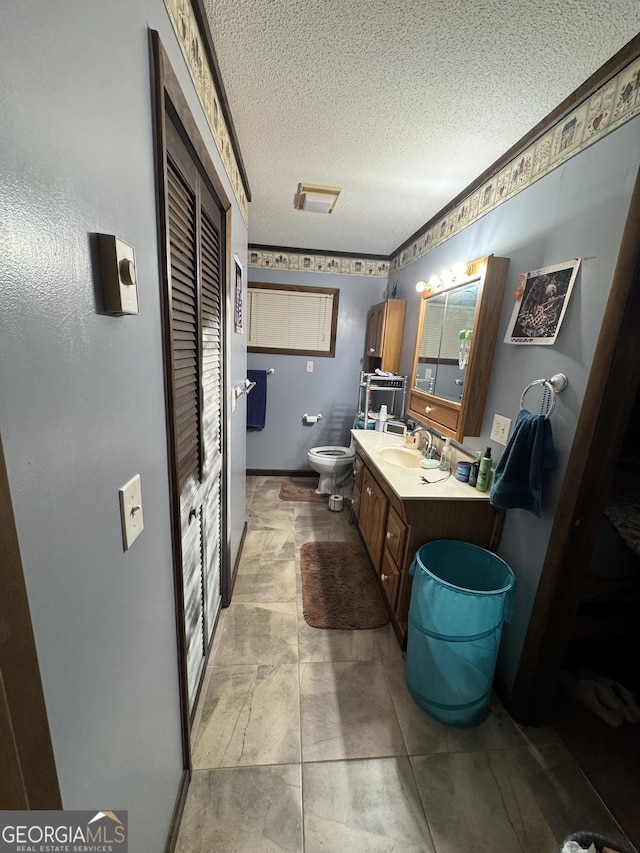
[
  {"xmin": 490, "ymin": 414, "xmax": 512, "ymax": 445},
  {"xmin": 306, "ymin": 361, "xmax": 314, "ymax": 372}
]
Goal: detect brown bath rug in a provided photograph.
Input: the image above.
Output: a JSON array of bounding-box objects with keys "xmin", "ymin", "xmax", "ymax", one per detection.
[
  {"xmin": 300, "ymin": 541, "xmax": 389, "ymax": 630},
  {"xmin": 279, "ymin": 477, "xmax": 327, "ymax": 503}
]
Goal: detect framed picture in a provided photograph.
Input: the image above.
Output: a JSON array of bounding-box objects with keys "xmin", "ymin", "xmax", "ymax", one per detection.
[
  {"xmin": 234, "ymin": 254, "xmax": 243, "ymax": 333},
  {"xmin": 505, "ymin": 258, "xmax": 581, "ymax": 345}
]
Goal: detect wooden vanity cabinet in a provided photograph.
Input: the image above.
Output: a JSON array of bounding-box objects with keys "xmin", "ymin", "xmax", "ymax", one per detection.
[
  {"xmin": 353, "ymin": 449, "xmax": 500, "ymax": 646},
  {"xmin": 364, "ymin": 299, "xmax": 406, "ymax": 374}
]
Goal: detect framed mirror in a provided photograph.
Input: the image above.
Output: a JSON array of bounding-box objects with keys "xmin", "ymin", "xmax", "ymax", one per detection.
[{"xmin": 408, "ymin": 254, "xmax": 510, "ymax": 441}]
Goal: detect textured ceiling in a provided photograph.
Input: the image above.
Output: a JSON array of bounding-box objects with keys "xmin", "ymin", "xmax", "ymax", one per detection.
[{"xmin": 203, "ymin": 0, "xmax": 638, "ymax": 256}]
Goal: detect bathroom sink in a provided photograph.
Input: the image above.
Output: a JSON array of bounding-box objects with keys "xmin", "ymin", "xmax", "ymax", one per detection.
[{"xmin": 374, "ymin": 445, "xmax": 423, "ymax": 468}]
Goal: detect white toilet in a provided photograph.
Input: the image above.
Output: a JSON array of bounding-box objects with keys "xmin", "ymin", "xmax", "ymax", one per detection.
[{"xmin": 307, "ymin": 445, "xmax": 356, "ymax": 494}]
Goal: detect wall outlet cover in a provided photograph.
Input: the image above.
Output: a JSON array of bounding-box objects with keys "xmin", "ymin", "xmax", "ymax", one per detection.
[{"xmin": 490, "ymin": 414, "xmax": 512, "ymax": 445}]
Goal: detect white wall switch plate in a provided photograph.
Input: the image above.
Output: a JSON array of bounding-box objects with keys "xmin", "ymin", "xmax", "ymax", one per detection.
[
  {"xmin": 119, "ymin": 474, "xmax": 144, "ymax": 550},
  {"xmin": 490, "ymin": 414, "xmax": 512, "ymax": 445},
  {"xmin": 306, "ymin": 361, "xmax": 314, "ymax": 372}
]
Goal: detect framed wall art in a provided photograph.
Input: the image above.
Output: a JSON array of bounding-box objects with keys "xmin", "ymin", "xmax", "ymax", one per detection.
[
  {"xmin": 505, "ymin": 259, "xmax": 581, "ymax": 345},
  {"xmin": 234, "ymin": 254, "xmax": 243, "ymax": 333}
]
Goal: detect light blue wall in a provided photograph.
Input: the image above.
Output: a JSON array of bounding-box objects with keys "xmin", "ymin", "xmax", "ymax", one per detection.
[
  {"xmin": 0, "ymin": 2, "xmax": 247, "ymax": 849},
  {"xmin": 393, "ymin": 116, "xmax": 640, "ymax": 691},
  {"xmin": 246, "ymin": 269, "xmax": 389, "ymax": 470}
]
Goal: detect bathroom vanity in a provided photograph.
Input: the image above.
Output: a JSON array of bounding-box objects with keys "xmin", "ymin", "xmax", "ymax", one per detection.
[{"xmin": 350, "ymin": 429, "xmax": 502, "ymax": 647}]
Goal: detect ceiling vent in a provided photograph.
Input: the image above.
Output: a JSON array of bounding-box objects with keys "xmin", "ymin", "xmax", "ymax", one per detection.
[{"xmin": 294, "ymin": 182, "xmax": 342, "ymax": 214}]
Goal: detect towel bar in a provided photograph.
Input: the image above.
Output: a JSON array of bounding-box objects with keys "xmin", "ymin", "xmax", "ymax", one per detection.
[{"xmin": 520, "ymin": 373, "xmax": 567, "ymax": 418}]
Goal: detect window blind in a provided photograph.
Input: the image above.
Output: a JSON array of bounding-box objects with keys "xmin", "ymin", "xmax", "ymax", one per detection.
[{"xmin": 248, "ymin": 286, "xmax": 337, "ymax": 355}]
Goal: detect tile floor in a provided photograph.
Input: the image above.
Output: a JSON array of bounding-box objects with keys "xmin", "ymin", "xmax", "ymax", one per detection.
[{"xmin": 176, "ymin": 476, "xmax": 632, "ymax": 853}]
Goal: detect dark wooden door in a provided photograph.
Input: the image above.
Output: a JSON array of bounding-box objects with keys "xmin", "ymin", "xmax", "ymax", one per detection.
[{"xmin": 165, "ymin": 116, "xmax": 224, "ymax": 713}]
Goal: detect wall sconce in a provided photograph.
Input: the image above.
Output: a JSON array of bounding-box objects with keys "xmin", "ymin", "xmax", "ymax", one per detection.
[{"xmin": 415, "ymin": 261, "xmax": 470, "ymax": 293}]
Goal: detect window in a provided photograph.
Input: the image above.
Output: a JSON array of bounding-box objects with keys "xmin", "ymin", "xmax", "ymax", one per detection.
[{"xmin": 248, "ymin": 282, "xmax": 339, "ymax": 357}]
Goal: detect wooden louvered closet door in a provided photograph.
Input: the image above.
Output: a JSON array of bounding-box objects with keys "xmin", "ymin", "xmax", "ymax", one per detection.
[{"xmin": 166, "ymin": 116, "xmax": 224, "ymax": 713}]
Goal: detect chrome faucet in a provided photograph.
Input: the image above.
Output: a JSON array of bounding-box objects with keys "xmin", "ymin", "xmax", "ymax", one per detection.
[{"xmin": 409, "ymin": 425, "xmax": 433, "ymax": 457}]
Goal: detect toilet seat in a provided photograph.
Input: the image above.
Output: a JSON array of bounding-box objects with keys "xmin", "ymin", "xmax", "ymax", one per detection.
[{"xmin": 308, "ymin": 446, "xmax": 355, "ymax": 459}]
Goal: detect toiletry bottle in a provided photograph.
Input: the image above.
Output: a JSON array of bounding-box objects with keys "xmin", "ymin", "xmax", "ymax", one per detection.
[
  {"xmin": 376, "ymin": 404, "xmax": 387, "ymax": 432},
  {"xmin": 438, "ymin": 436, "xmax": 451, "ymax": 472},
  {"xmin": 468, "ymin": 451, "xmax": 482, "ymax": 487},
  {"xmin": 475, "ymin": 447, "xmax": 492, "ymax": 492}
]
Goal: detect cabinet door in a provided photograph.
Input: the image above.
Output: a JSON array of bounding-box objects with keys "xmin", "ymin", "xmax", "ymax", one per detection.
[
  {"xmin": 366, "ymin": 303, "xmax": 385, "ymax": 357},
  {"xmin": 379, "ymin": 300, "xmax": 406, "ymax": 374},
  {"xmin": 380, "ymin": 549, "xmax": 400, "ymax": 612},
  {"xmin": 384, "ymin": 505, "xmax": 407, "ymax": 567},
  {"xmin": 354, "ymin": 453, "xmax": 365, "ymax": 491},
  {"xmin": 351, "ymin": 483, "xmax": 361, "ymax": 523},
  {"xmin": 361, "ymin": 468, "xmax": 388, "ymax": 568}
]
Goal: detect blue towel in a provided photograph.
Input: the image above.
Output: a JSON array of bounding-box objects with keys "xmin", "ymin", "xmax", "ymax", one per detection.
[
  {"xmin": 246, "ymin": 370, "xmax": 267, "ymax": 430},
  {"xmin": 490, "ymin": 409, "xmax": 556, "ymax": 516}
]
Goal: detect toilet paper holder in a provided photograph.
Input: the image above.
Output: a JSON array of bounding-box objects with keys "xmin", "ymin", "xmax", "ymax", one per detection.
[{"xmin": 302, "ymin": 412, "xmax": 323, "ymax": 425}]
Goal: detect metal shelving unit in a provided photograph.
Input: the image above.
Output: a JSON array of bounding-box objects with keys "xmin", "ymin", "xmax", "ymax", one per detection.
[{"xmin": 353, "ymin": 371, "xmax": 408, "ymax": 429}]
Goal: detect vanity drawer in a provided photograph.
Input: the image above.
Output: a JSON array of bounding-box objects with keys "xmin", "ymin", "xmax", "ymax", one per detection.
[
  {"xmin": 384, "ymin": 505, "xmax": 407, "ymax": 566},
  {"xmin": 408, "ymin": 391, "xmax": 459, "ymax": 432}
]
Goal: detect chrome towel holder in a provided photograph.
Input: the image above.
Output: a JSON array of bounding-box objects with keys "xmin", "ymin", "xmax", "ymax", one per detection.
[
  {"xmin": 233, "ymin": 368, "xmax": 275, "ymax": 399},
  {"xmin": 520, "ymin": 373, "xmax": 568, "ymax": 418}
]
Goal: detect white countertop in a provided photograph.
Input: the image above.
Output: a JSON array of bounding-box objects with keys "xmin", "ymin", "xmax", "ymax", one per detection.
[{"xmin": 350, "ymin": 429, "xmax": 491, "ymax": 502}]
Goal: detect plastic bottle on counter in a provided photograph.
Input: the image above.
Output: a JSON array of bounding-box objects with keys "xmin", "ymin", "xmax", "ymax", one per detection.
[
  {"xmin": 475, "ymin": 447, "xmax": 493, "ymax": 492},
  {"xmin": 468, "ymin": 451, "xmax": 482, "ymax": 487},
  {"xmin": 438, "ymin": 436, "xmax": 452, "ymax": 472}
]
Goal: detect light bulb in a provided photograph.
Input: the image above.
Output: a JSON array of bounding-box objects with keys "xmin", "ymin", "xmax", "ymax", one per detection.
[
  {"xmin": 452, "ymin": 261, "xmax": 467, "ymax": 278},
  {"xmin": 429, "ymin": 275, "xmax": 440, "ymax": 289},
  {"xmin": 415, "ymin": 280, "xmax": 427, "ymax": 293}
]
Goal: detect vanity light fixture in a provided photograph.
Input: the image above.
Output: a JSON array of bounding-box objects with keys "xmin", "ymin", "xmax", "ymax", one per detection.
[
  {"xmin": 415, "ymin": 261, "xmax": 471, "ymax": 293},
  {"xmin": 294, "ymin": 182, "xmax": 342, "ymax": 214}
]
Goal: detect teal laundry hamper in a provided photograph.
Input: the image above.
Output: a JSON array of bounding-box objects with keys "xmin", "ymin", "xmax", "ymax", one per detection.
[{"xmin": 406, "ymin": 540, "xmax": 515, "ymax": 727}]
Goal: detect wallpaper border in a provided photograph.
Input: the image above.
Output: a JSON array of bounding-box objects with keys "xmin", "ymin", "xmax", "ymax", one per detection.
[
  {"xmin": 390, "ymin": 55, "xmax": 640, "ymax": 272},
  {"xmin": 164, "ymin": 0, "xmax": 249, "ymax": 224},
  {"xmin": 247, "ymin": 249, "xmax": 390, "ymax": 278}
]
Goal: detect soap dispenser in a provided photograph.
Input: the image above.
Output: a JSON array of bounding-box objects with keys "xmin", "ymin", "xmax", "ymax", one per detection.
[
  {"xmin": 438, "ymin": 436, "xmax": 452, "ymax": 472},
  {"xmin": 475, "ymin": 447, "xmax": 493, "ymax": 492}
]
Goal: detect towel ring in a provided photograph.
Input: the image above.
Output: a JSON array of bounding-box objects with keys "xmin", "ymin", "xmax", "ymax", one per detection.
[{"xmin": 520, "ymin": 373, "xmax": 568, "ymax": 419}]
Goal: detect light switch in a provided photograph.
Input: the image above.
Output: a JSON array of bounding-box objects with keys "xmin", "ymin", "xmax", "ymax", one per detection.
[
  {"xmin": 97, "ymin": 233, "xmax": 140, "ymax": 315},
  {"xmin": 119, "ymin": 474, "xmax": 144, "ymax": 550},
  {"xmin": 306, "ymin": 361, "xmax": 314, "ymax": 372}
]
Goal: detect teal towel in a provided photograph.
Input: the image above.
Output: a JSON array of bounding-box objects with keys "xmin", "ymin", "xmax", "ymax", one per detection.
[
  {"xmin": 246, "ymin": 370, "xmax": 267, "ymax": 430},
  {"xmin": 490, "ymin": 409, "xmax": 556, "ymax": 516}
]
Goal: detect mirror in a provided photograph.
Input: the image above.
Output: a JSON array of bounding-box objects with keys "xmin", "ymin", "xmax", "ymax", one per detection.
[
  {"xmin": 413, "ymin": 281, "xmax": 480, "ymax": 403},
  {"xmin": 408, "ymin": 255, "xmax": 510, "ymax": 440}
]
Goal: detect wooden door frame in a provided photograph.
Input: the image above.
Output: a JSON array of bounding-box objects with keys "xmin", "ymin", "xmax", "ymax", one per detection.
[
  {"xmin": 150, "ymin": 30, "xmax": 232, "ymax": 846},
  {"xmin": 510, "ymin": 160, "xmax": 640, "ymax": 724},
  {"xmin": 0, "ymin": 433, "xmax": 61, "ymax": 809}
]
